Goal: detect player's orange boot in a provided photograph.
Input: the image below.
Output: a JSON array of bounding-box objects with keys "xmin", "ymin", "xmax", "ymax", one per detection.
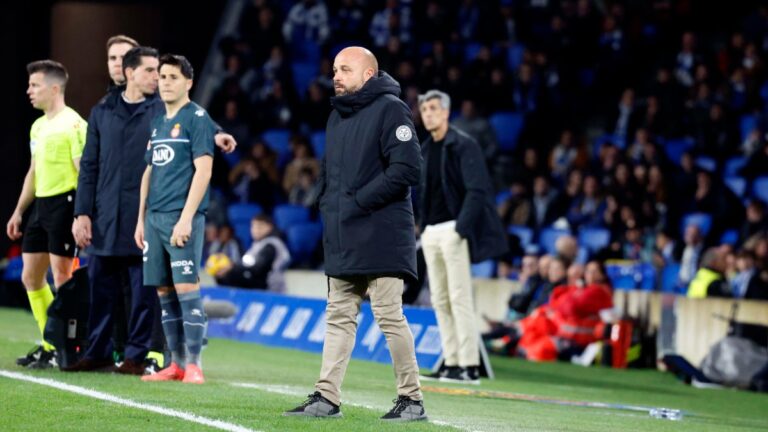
[
  {"xmin": 141, "ymin": 362, "xmax": 185, "ymax": 382},
  {"xmin": 182, "ymin": 363, "xmax": 205, "ymax": 384}
]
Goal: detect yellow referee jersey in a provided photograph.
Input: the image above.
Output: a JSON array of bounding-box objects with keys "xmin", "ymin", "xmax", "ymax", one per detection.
[{"xmin": 29, "ymin": 106, "xmax": 87, "ymax": 197}]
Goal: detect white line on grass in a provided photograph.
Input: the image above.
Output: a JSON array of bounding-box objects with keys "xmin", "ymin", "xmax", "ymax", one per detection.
[
  {"xmin": 0, "ymin": 370, "xmax": 260, "ymax": 432},
  {"xmin": 231, "ymin": 382, "xmax": 484, "ymax": 432}
]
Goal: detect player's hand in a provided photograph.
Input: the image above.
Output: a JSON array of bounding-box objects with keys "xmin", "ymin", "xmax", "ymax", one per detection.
[
  {"xmin": 134, "ymin": 221, "xmax": 145, "ymax": 250},
  {"xmin": 171, "ymin": 219, "xmax": 192, "ymax": 248},
  {"xmin": 72, "ymin": 215, "xmax": 92, "ymax": 248},
  {"xmin": 214, "ymin": 133, "xmax": 237, "ymax": 154},
  {"xmin": 6, "ymin": 212, "xmax": 22, "ymax": 241}
]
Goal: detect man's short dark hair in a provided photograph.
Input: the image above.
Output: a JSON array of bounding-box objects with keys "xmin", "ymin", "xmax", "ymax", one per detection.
[
  {"xmin": 106, "ymin": 35, "xmax": 139, "ymax": 51},
  {"xmin": 122, "ymin": 46, "xmax": 159, "ymax": 77},
  {"xmin": 159, "ymin": 54, "xmax": 194, "ymax": 80},
  {"xmin": 252, "ymin": 214, "xmax": 274, "ymax": 226},
  {"xmin": 26, "ymin": 60, "xmax": 68, "ymax": 90}
]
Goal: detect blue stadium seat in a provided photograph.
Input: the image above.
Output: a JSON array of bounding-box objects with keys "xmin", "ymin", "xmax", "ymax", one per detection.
[
  {"xmin": 740, "ymin": 114, "xmax": 757, "ymax": 142},
  {"xmin": 575, "ymin": 246, "xmax": 589, "ymax": 265},
  {"xmin": 292, "ymin": 62, "xmax": 319, "ymax": 99},
  {"xmin": 262, "ymin": 129, "xmax": 292, "ymax": 157},
  {"xmin": 578, "ymin": 227, "xmax": 611, "ymax": 253},
  {"xmin": 310, "ymin": 130, "xmax": 326, "ymax": 158},
  {"xmin": 489, "ymin": 112, "xmax": 524, "ymax": 152},
  {"xmin": 761, "ymin": 81, "xmax": 768, "ymax": 105},
  {"xmin": 2, "ymin": 256, "xmax": 23, "ymax": 281},
  {"xmin": 660, "ymin": 263, "xmax": 684, "ymax": 294},
  {"xmin": 506, "ymin": 44, "xmax": 525, "ymax": 71},
  {"xmin": 273, "ymin": 204, "xmax": 310, "ymax": 232},
  {"xmin": 724, "ymin": 157, "xmax": 746, "ymax": 176},
  {"xmin": 694, "ymin": 156, "xmax": 716, "ymax": 173},
  {"xmin": 637, "ymin": 263, "xmax": 656, "ymax": 291},
  {"xmin": 464, "ymin": 42, "xmax": 483, "ymax": 63},
  {"xmin": 233, "ymin": 222, "xmax": 252, "ymax": 251},
  {"xmin": 720, "ymin": 229, "xmax": 740, "ymax": 246},
  {"xmin": 724, "ymin": 177, "xmax": 746, "ymax": 197},
  {"xmin": 754, "ymin": 176, "xmax": 768, "ymax": 202},
  {"xmin": 508, "ymin": 225, "xmax": 533, "ymax": 248},
  {"xmin": 495, "ymin": 190, "xmax": 511, "ymax": 206},
  {"xmin": 227, "ymin": 203, "xmax": 263, "ymax": 224},
  {"xmin": 681, "ymin": 212, "xmax": 712, "ymax": 236},
  {"xmin": 539, "ymin": 227, "xmax": 570, "ymax": 255},
  {"xmin": 606, "ymin": 264, "xmax": 637, "ymax": 290},
  {"xmin": 227, "ymin": 203, "xmax": 263, "ymax": 250},
  {"xmin": 660, "ymin": 137, "xmax": 695, "ymax": 165},
  {"xmin": 287, "ymin": 222, "xmax": 322, "ymax": 262},
  {"xmin": 471, "ymin": 260, "xmax": 497, "ymax": 278},
  {"xmin": 221, "ymin": 149, "xmax": 241, "ymax": 168}
]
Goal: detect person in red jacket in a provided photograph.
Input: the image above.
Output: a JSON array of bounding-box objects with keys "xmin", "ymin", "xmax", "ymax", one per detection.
[{"xmin": 517, "ymin": 260, "xmax": 613, "ymax": 361}]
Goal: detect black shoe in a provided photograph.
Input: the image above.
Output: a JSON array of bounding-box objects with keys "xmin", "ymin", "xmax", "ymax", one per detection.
[
  {"xmin": 60, "ymin": 357, "xmax": 114, "ymax": 372},
  {"xmin": 420, "ymin": 365, "xmax": 452, "ymax": 381},
  {"xmin": 16, "ymin": 345, "xmax": 44, "ymax": 367},
  {"xmin": 381, "ymin": 395, "xmax": 428, "ymax": 422},
  {"xmin": 27, "ymin": 349, "xmax": 57, "ymax": 370},
  {"xmin": 143, "ymin": 357, "xmax": 163, "ymax": 375},
  {"xmin": 439, "ymin": 366, "xmax": 480, "ymax": 385},
  {"xmin": 283, "ymin": 391, "xmax": 342, "ymax": 417},
  {"xmin": 115, "ymin": 359, "xmax": 146, "ymax": 375}
]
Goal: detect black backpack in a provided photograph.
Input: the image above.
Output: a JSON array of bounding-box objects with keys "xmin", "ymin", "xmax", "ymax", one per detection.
[{"xmin": 44, "ymin": 267, "xmax": 90, "ymax": 369}]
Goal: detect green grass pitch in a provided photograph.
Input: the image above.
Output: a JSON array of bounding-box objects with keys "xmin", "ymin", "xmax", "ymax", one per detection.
[{"xmin": 1, "ymin": 307, "xmax": 766, "ymax": 431}]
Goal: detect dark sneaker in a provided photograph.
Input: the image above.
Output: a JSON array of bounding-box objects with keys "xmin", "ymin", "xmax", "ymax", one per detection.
[
  {"xmin": 16, "ymin": 345, "xmax": 44, "ymax": 367},
  {"xmin": 440, "ymin": 366, "xmax": 480, "ymax": 385},
  {"xmin": 283, "ymin": 391, "xmax": 342, "ymax": 417},
  {"xmin": 60, "ymin": 357, "xmax": 115, "ymax": 372},
  {"xmin": 115, "ymin": 359, "xmax": 146, "ymax": 375},
  {"xmin": 143, "ymin": 357, "xmax": 163, "ymax": 375},
  {"xmin": 27, "ymin": 349, "xmax": 57, "ymax": 370},
  {"xmin": 381, "ymin": 395, "xmax": 428, "ymax": 422},
  {"xmin": 420, "ymin": 365, "xmax": 452, "ymax": 382}
]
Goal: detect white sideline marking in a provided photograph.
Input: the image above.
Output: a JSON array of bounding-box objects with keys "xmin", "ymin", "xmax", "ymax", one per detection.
[
  {"xmin": 0, "ymin": 370, "xmax": 259, "ymax": 432},
  {"xmin": 231, "ymin": 382, "xmax": 484, "ymax": 432}
]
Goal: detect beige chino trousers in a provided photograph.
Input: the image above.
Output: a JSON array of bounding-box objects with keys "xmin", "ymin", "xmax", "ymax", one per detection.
[
  {"xmin": 315, "ymin": 276, "xmax": 422, "ymax": 406},
  {"xmin": 421, "ymin": 223, "xmax": 480, "ymax": 367}
]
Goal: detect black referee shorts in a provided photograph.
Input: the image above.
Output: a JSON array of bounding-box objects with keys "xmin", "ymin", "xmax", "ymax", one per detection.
[{"xmin": 21, "ymin": 190, "xmax": 77, "ymax": 257}]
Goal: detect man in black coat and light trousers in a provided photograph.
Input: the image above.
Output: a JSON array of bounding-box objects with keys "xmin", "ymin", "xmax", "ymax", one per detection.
[
  {"xmin": 417, "ymin": 90, "xmax": 508, "ymax": 384},
  {"xmin": 285, "ymin": 47, "xmax": 427, "ymax": 421}
]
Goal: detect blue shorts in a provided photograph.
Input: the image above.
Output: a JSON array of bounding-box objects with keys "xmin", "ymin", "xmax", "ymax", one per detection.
[{"xmin": 143, "ymin": 210, "xmax": 205, "ymax": 287}]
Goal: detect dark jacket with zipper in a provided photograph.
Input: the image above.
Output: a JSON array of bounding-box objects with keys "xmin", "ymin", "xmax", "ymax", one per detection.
[
  {"xmin": 419, "ymin": 126, "xmax": 508, "ymax": 263},
  {"xmin": 74, "ymin": 87, "xmax": 166, "ymax": 256},
  {"xmin": 318, "ymin": 72, "xmax": 421, "ymax": 280}
]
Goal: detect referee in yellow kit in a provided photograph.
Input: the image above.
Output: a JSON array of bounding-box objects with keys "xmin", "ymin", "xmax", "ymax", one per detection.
[{"xmin": 6, "ymin": 60, "xmax": 86, "ymax": 369}]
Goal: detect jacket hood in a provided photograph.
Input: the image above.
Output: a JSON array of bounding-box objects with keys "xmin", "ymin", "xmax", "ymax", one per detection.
[{"xmin": 330, "ymin": 71, "xmax": 401, "ymax": 117}]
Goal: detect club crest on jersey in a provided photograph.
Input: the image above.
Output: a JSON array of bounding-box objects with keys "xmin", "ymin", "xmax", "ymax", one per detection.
[
  {"xmin": 170, "ymin": 123, "xmax": 181, "ymax": 138},
  {"xmin": 152, "ymin": 144, "xmax": 175, "ymax": 166}
]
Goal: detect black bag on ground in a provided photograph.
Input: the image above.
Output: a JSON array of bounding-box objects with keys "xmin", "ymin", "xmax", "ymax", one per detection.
[{"xmin": 44, "ymin": 267, "xmax": 90, "ymax": 368}]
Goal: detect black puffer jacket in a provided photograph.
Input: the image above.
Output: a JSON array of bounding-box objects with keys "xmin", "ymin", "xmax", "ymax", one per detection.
[{"xmin": 318, "ymin": 72, "xmax": 421, "ymax": 280}]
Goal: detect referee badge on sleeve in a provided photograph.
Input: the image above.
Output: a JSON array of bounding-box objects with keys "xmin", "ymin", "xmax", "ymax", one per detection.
[{"xmin": 395, "ymin": 125, "xmax": 412, "ymax": 142}]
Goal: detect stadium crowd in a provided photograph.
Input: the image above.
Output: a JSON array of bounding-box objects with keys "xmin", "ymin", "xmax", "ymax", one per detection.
[{"xmin": 193, "ymin": 0, "xmax": 768, "ymax": 302}]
